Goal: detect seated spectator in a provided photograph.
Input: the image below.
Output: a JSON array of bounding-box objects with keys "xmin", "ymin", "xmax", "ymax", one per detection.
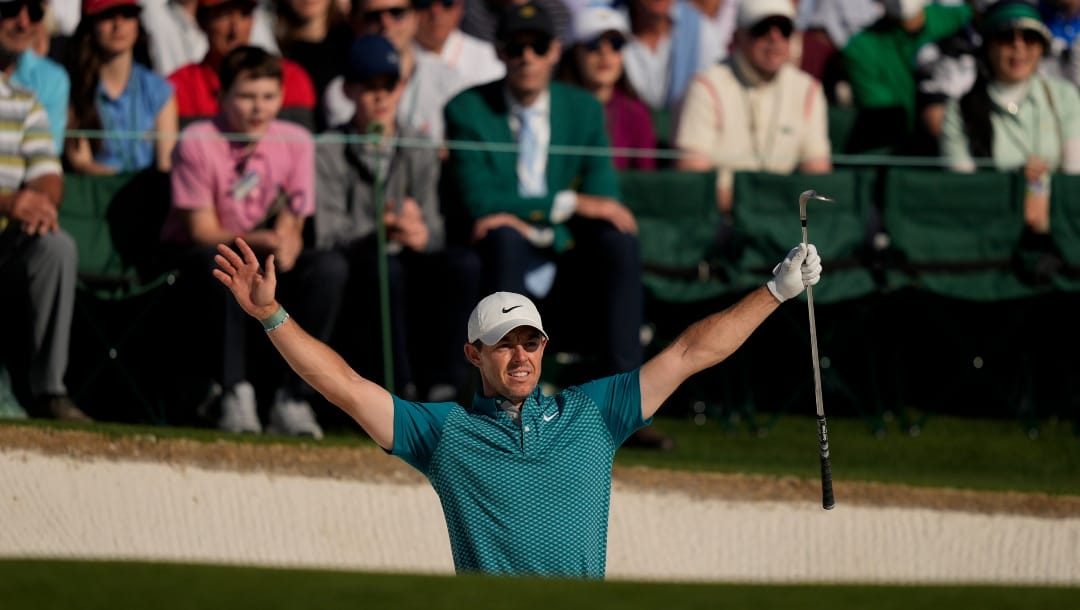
[
  {"xmin": 160, "ymin": 46, "xmax": 346, "ymax": 437},
  {"xmin": 0, "ymin": 51, "xmax": 90, "ymax": 422},
  {"xmin": 415, "ymin": 0, "xmax": 505, "ymax": 89},
  {"xmin": 4, "ymin": 0, "xmax": 70, "ymax": 153},
  {"xmin": 314, "ymin": 34, "xmax": 480, "ymax": 402},
  {"xmin": 444, "ymin": 3, "xmax": 672, "ymax": 449},
  {"xmin": 674, "ymin": 0, "xmax": 831, "ymax": 212},
  {"xmin": 166, "ymin": 0, "xmax": 316, "ymax": 129},
  {"xmin": 140, "ymin": 0, "xmax": 280, "ymax": 77},
  {"xmin": 912, "ymin": 0, "xmax": 995, "ymax": 152},
  {"xmin": 622, "ymin": 0, "xmax": 724, "ymax": 110},
  {"xmin": 842, "ymin": 0, "xmax": 971, "ymax": 154},
  {"xmin": 461, "ymin": 0, "xmax": 573, "ymax": 45},
  {"xmin": 557, "ymin": 3, "xmax": 657, "ymax": 170},
  {"xmin": 274, "ymin": 0, "xmax": 352, "ymax": 132},
  {"xmin": 322, "ymin": 0, "xmax": 464, "ymax": 142},
  {"xmin": 941, "ymin": 0, "xmax": 1080, "ymax": 235},
  {"xmin": 62, "ymin": 0, "xmax": 177, "ymax": 174}
]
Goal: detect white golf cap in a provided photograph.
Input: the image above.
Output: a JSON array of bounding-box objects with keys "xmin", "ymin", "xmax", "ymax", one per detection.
[
  {"xmin": 572, "ymin": 4, "xmax": 630, "ymax": 44},
  {"xmin": 737, "ymin": 0, "xmax": 796, "ymax": 29},
  {"xmin": 467, "ymin": 292, "xmax": 548, "ymax": 345}
]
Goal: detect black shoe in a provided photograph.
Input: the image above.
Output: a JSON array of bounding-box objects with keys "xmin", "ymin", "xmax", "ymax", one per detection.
[
  {"xmin": 34, "ymin": 394, "xmax": 94, "ymax": 422},
  {"xmin": 625, "ymin": 427, "xmax": 675, "ymax": 451}
]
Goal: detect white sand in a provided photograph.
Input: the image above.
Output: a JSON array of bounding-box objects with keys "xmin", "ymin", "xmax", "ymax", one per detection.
[{"xmin": 2, "ymin": 450, "xmax": 1078, "ymax": 584}]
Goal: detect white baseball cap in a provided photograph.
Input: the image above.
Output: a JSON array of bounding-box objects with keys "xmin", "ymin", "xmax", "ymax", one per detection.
[
  {"xmin": 467, "ymin": 292, "xmax": 548, "ymax": 345},
  {"xmin": 737, "ymin": 0, "xmax": 796, "ymax": 30},
  {"xmin": 572, "ymin": 4, "xmax": 630, "ymax": 44}
]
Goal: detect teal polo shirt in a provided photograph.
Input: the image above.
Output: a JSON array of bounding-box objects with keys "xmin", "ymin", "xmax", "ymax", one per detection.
[
  {"xmin": 391, "ymin": 369, "xmax": 648, "ymax": 579},
  {"xmin": 12, "ymin": 50, "xmax": 69, "ymax": 154}
]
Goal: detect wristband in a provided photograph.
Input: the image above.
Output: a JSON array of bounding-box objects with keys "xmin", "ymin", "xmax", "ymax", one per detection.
[{"xmin": 260, "ymin": 305, "xmax": 289, "ymax": 332}]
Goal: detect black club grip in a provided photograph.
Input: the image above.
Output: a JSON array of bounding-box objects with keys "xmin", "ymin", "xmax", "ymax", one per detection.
[{"xmin": 818, "ymin": 416, "xmax": 835, "ymax": 510}]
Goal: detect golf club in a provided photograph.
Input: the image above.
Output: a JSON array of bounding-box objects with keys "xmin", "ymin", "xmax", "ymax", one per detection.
[{"xmin": 799, "ymin": 189, "xmax": 836, "ymax": 511}]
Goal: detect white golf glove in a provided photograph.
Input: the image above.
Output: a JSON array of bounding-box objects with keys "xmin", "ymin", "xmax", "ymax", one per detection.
[{"xmin": 766, "ymin": 243, "xmax": 822, "ymax": 303}]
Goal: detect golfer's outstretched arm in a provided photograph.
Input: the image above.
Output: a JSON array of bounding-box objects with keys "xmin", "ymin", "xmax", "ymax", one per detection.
[
  {"xmin": 638, "ymin": 244, "xmax": 821, "ymax": 420},
  {"xmin": 213, "ymin": 238, "xmax": 395, "ymax": 449}
]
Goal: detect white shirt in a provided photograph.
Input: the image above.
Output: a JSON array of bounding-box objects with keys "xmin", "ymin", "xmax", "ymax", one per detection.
[{"xmin": 415, "ymin": 30, "xmax": 505, "ymax": 90}]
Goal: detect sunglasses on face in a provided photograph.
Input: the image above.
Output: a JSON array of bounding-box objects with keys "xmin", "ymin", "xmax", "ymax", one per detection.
[
  {"xmin": 501, "ymin": 36, "xmax": 553, "ymax": 59},
  {"xmin": 413, "ymin": 0, "xmax": 456, "ymax": 9},
  {"xmin": 583, "ymin": 34, "xmax": 626, "ymax": 53},
  {"xmin": 362, "ymin": 6, "xmax": 411, "ymax": 24},
  {"xmin": 749, "ymin": 16, "xmax": 794, "ymax": 39},
  {"xmin": 0, "ymin": 0, "xmax": 45, "ymax": 22},
  {"xmin": 989, "ymin": 28, "xmax": 1044, "ymax": 47}
]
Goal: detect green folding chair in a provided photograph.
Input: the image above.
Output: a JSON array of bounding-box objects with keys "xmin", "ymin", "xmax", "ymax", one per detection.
[
  {"xmin": 729, "ymin": 170, "xmax": 887, "ymax": 431},
  {"xmin": 60, "ymin": 170, "xmax": 179, "ymax": 424},
  {"xmin": 880, "ymin": 168, "xmax": 1037, "ymax": 428}
]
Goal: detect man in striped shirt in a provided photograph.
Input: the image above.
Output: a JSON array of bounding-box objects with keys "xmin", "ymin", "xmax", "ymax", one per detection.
[{"xmin": 0, "ymin": 31, "xmax": 89, "ymax": 421}]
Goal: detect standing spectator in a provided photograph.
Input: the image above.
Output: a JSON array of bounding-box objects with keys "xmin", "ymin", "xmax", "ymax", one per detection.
[
  {"xmin": 445, "ymin": 3, "xmax": 672, "ymax": 449},
  {"xmin": 0, "ymin": 35, "xmax": 89, "ymax": 421},
  {"xmin": 63, "ymin": 0, "xmax": 177, "ymax": 174},
  {"xmin": 414, "ymin": 0, "xmax": 505, "ymax": 89},
  {"xmin": 274, "ymin": 0, "xmax": 352, "ymax": 132},
  {"xmin": 557, "ymin": 3, "xmax": 657, "ymax": 170},
  {"xmin": 941, "ymin": 0, "xmax": 1080, "ymax": 235},
  {"xmin": 3, "ymin": 0, "xmax": 70, "ymax": 153},
  {"xmin": 674, "ymin": 0, "xmax": 831, "ymax": 212},
  {"xmin": 315, "ymin": 34, "xmax": 480, "ymax": 402},
  {"xmin": 160, "ymin": 46, "xmax": 346, "ymax": 436},
  {"xmin": 842, "ymin": 0, "xmax": 971, "ymax": 154},
  {"xmin": 140, "ymin": 0, "xmax": 280, "ymax": 77},
  {"xmin": 622, "ymin": 0, "xmax": 724, "ymax": 110},
  {"xmin": 322, "ymin": 0, "xmax": 464, "ymax": 142},
  {"xmin": 166, "ymin": 0, "xmax": 316, "ymax": 129}
]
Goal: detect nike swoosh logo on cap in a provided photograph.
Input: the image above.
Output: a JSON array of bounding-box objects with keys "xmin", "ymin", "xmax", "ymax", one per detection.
[{"xmin": 501, "ymin": 305, "xmax": 523, "ymax": 313}]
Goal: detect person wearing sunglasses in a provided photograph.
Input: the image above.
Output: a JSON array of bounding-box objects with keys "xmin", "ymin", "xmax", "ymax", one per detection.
[
  {"xmin": 0, "ymin": 0, "xmax": 89, "ymax": 422},
  {"xmin": 674, "ymin": 0, "xmax": 831, "ymax": 214},
  {"xmin": 941, "ymin": 0, "xmax": 1080, "ymax": 236},
  {"xmin": 444, "ymin": 3, "xmax": 651, "ymax": 445},
  {"xmin": 166, "ymin": 0, "xmax": 316, "ymax": 130},
  {"xmin": 313, "ymin": 34, "xmax": 481, "ymax": 405},
  {"xmin": 321, "ymin": 0, "xmax": 464, "ymax": 144},
  {"xmin": 1, "ymin": 0, "xmax": 70, "ymax": 153},
  {"xmin": 62, "ymin": 0, "xmax": 178, "ymax": 175},
  {"xmin": 557, "ymin": 4, "xmax": 657, "ymax": 171},
  {"xmin": 842, "ymin": 0, "xmax": 971, "ymax": 154},
  {"xmin": 414, "ymin": 0, "xmax": 504, "ymax": 89}
]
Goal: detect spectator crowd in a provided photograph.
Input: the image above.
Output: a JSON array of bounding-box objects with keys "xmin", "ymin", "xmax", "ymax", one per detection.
[{"xmin": 1, "ymin": 0, "xmax": 1077, "ymax": 448}]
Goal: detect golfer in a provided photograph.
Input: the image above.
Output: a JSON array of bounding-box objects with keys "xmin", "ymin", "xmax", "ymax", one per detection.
[{"xmin": 213, "ymin": 237, "xmax": 822, "ymax": 578}]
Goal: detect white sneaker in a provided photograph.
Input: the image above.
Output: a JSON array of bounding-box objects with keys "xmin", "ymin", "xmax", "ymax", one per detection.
[
  {"xmin": 267, "ymin": 389, "xmax": 323, "ymax": 440},
  {"xmin": 219, "ymin": 381, "xmax": 261, "ymax": 434}
]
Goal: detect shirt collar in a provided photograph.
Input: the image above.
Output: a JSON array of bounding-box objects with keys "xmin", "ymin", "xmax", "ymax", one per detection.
[
  {"xmin": 503, "ymin": 86, "xmax": 550, "ymax": 118},
  {"xmin": 470, "ymin": 384, "xmax": 543, "ymax": 417}
]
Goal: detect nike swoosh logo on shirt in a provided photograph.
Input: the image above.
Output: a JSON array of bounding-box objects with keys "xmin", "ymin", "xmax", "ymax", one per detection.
[
  {"xmin": 542, "ymin": 413, "xmax": 558, "ymax": 422},
  {"xmin": 502, "ymin": 305, "xmax": 523, "ymax": 313}
]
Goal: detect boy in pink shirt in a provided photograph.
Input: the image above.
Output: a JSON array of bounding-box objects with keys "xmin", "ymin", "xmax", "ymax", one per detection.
[{"xmin": 163, "ymin": 45, "xmax": 346, "ymax": 438}]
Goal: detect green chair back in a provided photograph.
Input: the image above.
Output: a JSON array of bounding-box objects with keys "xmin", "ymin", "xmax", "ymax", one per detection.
[
  {"xmin": 619, "ymin": 169, "xmax": 732, "ymax": 303},
  {"xmin": 730, "ymin": 170, "xmax": 877, "ymax": 304},
  {"xmin": 881, "ymin": 168, "xmax": 1033, "ymax": 301}
]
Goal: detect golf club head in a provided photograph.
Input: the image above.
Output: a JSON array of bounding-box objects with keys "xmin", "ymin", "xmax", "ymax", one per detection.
[{"xmin": 798, "ymin": 189, "xmax": 835, "ymax": 221}]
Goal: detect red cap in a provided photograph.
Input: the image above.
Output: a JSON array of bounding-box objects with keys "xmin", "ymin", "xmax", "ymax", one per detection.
[{"xmin": 82, "ymin": 0, "xmax": 139, "ymax": 16}]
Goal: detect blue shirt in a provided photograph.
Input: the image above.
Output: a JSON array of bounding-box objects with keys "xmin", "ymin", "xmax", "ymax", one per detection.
[
  {"xmin": 11, "ymin": 50, "xmax": 69, "ymax": 154},
  {"xmin": 95, "ymin": 63, "xmax": 173, "ymax": 172},
  {"xmin": 391, "ymin": 369, "xmax": 648, "ymax": 579}
]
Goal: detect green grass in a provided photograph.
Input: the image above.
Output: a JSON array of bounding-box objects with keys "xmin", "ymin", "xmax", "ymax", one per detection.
[
  {"xmin": 4, "ymin": 411, "xmax": 1079, "ymax": 496},
  {"xmin": 1, "ymin": 560, "xmax": 1077, "ymax": 610}
]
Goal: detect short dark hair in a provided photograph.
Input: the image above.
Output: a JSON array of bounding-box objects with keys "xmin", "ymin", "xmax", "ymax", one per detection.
[{"xmin": 218, "ymin": 46, "xmax": 283, "ymax": 94}]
